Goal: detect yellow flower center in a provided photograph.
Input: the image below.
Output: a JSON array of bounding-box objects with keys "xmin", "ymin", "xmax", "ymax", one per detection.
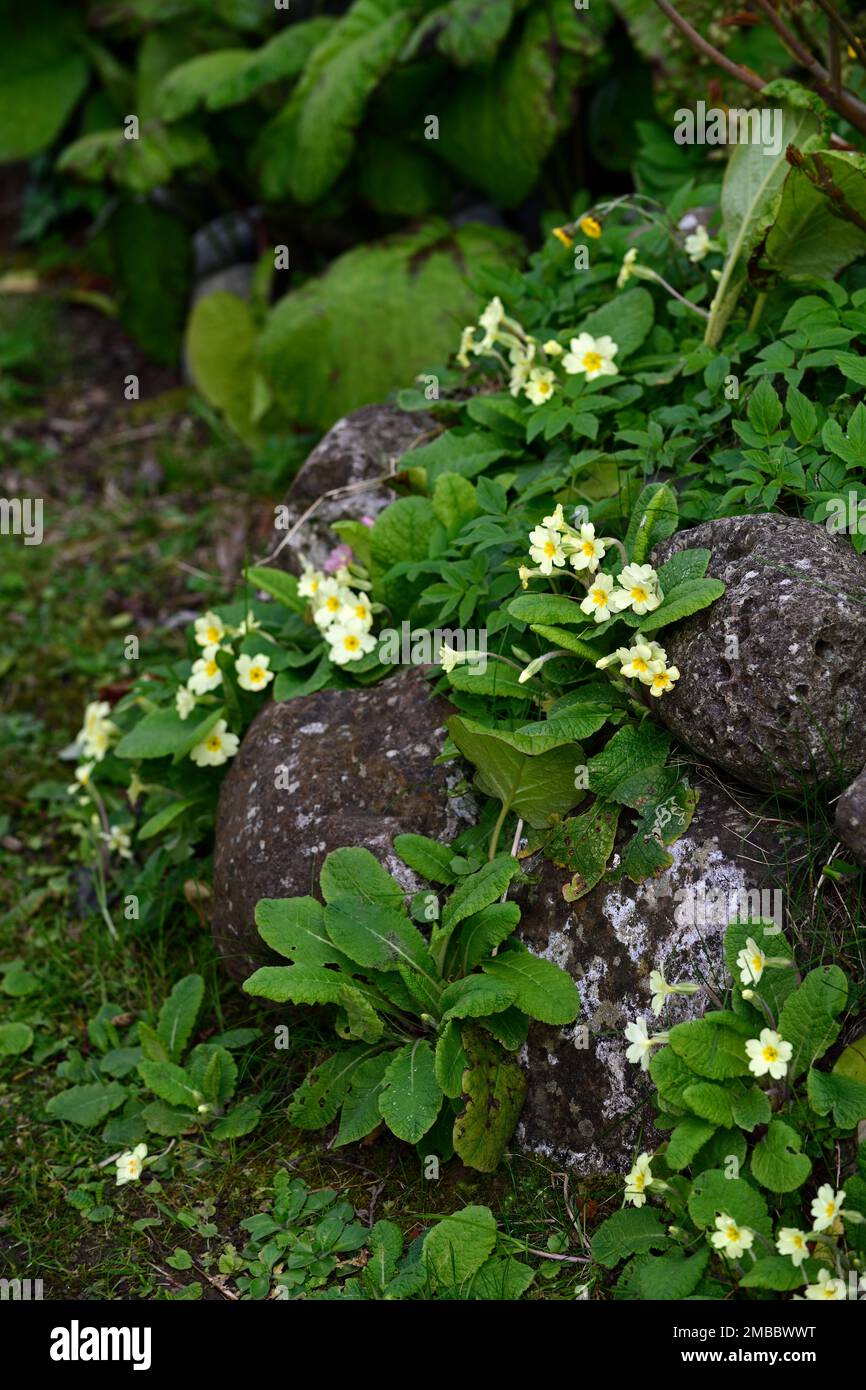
[
  {"xmin": 206, "ymin": 736, "xmax": 222, "ymax": 752},
  {"xmin": 536, "ymin": 380, "xmax": 551, "ymax": 395},
  {"xmin": 205, "ymin": 661, "xmax": 218, "ymax": 677},
  {"xmin": 652, "ymin": 674, "xmax": 669, "ymax": 689},
  {"xmin": 726, "ymin": 1225, "xmax": 740, "ymax": 1242},
  {"xmin": 344, "ymin": 635, "xmax": 360, "ymax": 652},
  {"xmin": 590, "ymin": 588, "xmax": 607, "ymax": 606},
  {"xmin": 326, "ymin": 596, "xmax": 339, "ymax": 612},
  {"xmin": 633, "ymin": 658, "xmax": 648, "ymax": 672},
  {"xmin": 825, "ymin": 1202, "xmax": 835, "ymax": 1216},
  {"xmin": 631, "ymin": 587, "xmax": 648, "ymax": 603},
  {"xmin": 633, "ymin": 1172, "xmax": 645, "ymax": 1190},
  {"xmin": 544, "ymin": 541, "xmax": 558, "ymax": 557},
  {"xmin": 581, "ymin": 541, "xmax": 596, "ymax": 556},
  {"xmin": 249, "ymin": 666, "xmax": 265, "ymax": 683},
  {"xmin": 762, "ymin": 1045, "xmax": 779, "ymax": 1063},
  {"xmin": 751, "ymin": 955, "xmax": 763, "ymax": 972},
  {"xmin": 354, "ymin": 605, "xmax": 367, "ymax": 620},
  {"xmin": 583, "ymin": 351, "xmax": 603, "ymax": 372},
  {"xmin": 207, "ymin": 626, "xmax": 221, "ymax": 643},
  {"xmin": 793, "ymin": 1235, "xmax": 804, "ymax": 1248}
]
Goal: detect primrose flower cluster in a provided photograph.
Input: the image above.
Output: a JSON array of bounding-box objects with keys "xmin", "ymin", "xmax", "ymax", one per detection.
[
  {"xmin": 456, "ymin": 295, "xmax": 618, "ymax": 405},
  {"xmin": 170, "ymin": 608, "xmax": 274, "ymax": 768},
  {"xmin": 298, "ymin": 561, "xmax": 376, "ymax": 666},
  {"xmin": 519, "ymin": 505, "xmax": 680, "ymax": 697}
]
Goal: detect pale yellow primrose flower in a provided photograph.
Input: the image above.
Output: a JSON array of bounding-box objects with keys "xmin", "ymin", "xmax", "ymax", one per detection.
[
  {"xmin": 508, "ymin": 339, "xmax": 536, "ymax": 397},
  {"xmin": 313, "ymin": 579, "xmax": 350, "ymax": 630},
  {"xmin": 529, "ymin": 524, "xmax": 567, "ymax": 576},
  {"xmin": 176, "ymin": 685, "xmax": 196, "ymax": 721},
  {"xmin": 67, "ymin": 762, "xmax": 95, "ymax": 798},
  {"xmin": 684, "ymin": 224, "xmax": 712, "ymax": 263},
  {"xmin": 194, "ymin": 611, "xmax": 226, "ymax": 648},
  {"xmin": 457, "ymin": 325, "xmax": 477, "ymax": 367},
  {"xmin": 776, "ymin": 1228, "xmax": 809, "ymax": 1267},
  {"xmin": 235, "ymin": 653, "xmax": 274, "ymax": 693},
  {"xmin": 649, "ymin": 666, "xmax": 680, "ymax": 698},
  {"xmin": 580, "ymin": 572, "xmax": 629, "ymax": 623},
  {"xmin": 737, "ymin": 936, "xmax": 767, "ymax": 986},
  {"xmin": 190, "ymin": 718, "xmax": 239, "ymax": 768},
  {"xmin": 804, "ymin": 1269, "xmax": 847, "ymax": 1300},
  {"xmin": 617, "ymin": 247, "xmax": 639, "ymax": 290},
  {"xmin": 810, "ymin": 1184, "xmax": 846, "ymax": 1233},
  {"xmin": 562, "ymin": 332, "xmax": 618, "ymax": 381},
  {"xmin": 103, "ymin": 825, "xmax": 132, "ymax": 859},
  {"xmin": 298, "ymin": 565, "xmax": 324, "ymax": 600},
  {"xmin": 78, "ymin": 701, "xmax": 119, "ymax": 762},
  {"xmin": 525, "ymin": 367, "xmax": 557, "ymax": 406},
  {"xmin": 116, "ymin": 1143, "xmax": 147, "ymax": 1187},
  {"xmin": 542, "ymin": 503, "xmax": 566, "ymax": 532},
  {"xmin": 327, "ymin": 622, "xmax": 376, "ymax": 665},
  {"xmin": 543, "ymin": 339, "xmax": 564, "ymax": 356},
  {"xmin": 188, "ymin": 644, "xmax": 223, "ymax": 695},
  {"xmin": 619, "ymin": 643, "xmax": 665, "ymax": 685},
  {"xmin": 616, "ymin": 563, "xmax": 662, "ymax": 615},
  {"xmin": 338, "ymin": 591, "xmax": 373, "ymax": 629},
  {"xmin": 478, "ymin": 296, "xmax": 506, "ymax": 351},
  {"xmin": 649, "ymin": 969, "xmax": 673, "ymax": 1017},
  {"xmin": 624, "ymin": 1018, "xmax": 668, "ymax": 1070},
  {"xmin": 624, "ymin": 1153, "xmax": 653, "ymax": 1207},
  {"xmin": 710, "ymin": 1214, "xmax": 754, "ymax": 1259},
  {"xmin": 566, "ymin": 522, "xmax": 607, "ymax": 574},
  {"xmin": 745, "ymin": 1027, "xmax": 792, "ymax": 1080}
]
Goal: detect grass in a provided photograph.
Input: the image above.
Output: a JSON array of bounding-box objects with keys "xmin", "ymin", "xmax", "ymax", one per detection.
[{"xmin": 0, "ymin": 295, "xmax": 613, "ymax": 1300}]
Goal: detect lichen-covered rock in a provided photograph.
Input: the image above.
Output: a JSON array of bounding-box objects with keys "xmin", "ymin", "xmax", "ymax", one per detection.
[
  {"xmin": 516, "ymin": 778, "xmax": 801, "ymax": 1172},
  {"xmin": 652, "ymin": 515, "xmax": 866, "ymax": 795},
  {"xmin": 835, "ymin": 764, "xmax": 866, "ymax": 867},
  {"xmin": 211, "ymin": 673, "xmax": 472, "ymax": 982},
  {"xmin": 270, "ymin": 403, "xmax": 430, "ymax": 574}
]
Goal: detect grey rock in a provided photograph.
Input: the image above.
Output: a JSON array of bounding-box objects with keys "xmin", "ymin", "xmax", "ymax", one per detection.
[
  {"xmin": 516, "ymin": 776, "xmax": 802, "ymax": 1172},
  {"xmin": 651, "ymin": 515, "xmax": 866, "ymax": 795},
  {"xmin": 835, "ymin": 763, "xmax": 866, "ymax": 867},
  {"xmin": 268, "ymin": 402, "xmax": 431, "ymax": 574},
  {"xmin": 211, "ymin": 672, "xmax": 472, "ymax": 983}
]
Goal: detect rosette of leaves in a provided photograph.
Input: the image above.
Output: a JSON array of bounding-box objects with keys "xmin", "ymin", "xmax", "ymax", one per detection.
[
  {"xmin": 589, "ymin": 921, "xmax": 866, "ymax": 1300},
  {"xmin": 225, "ymin": 1173, "xmax": 535, "ymax": 1300},
  {"xmin": 46, "ymin": 975, "xmax": 262, "ymax": 1143},
  {"xmin": 243, "ymin": 843, "xmax": 579, "ymax": 1171}
]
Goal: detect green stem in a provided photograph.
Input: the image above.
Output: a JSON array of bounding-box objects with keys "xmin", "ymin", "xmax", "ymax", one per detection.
[
  {"xmin": 488, "ymin": 801, "xmax": 510, "ymax": 861},
  {"xmin": 747, "ymin": 292, "xmax": 768, "ymax": 334}
]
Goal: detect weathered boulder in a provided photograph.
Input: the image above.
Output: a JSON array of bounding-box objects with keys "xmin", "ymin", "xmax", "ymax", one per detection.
[
  {"xmin": 835, "ymin": 764, "xmax": 866, "ymax": 867},
  {"xmin": 651, "ymin": 515, "xmax": 866, "ymax": 795},
  {"xmin": 516, "ymin": 777, "xmax": 802, "ymax": 1172},
  {"xmin": 270, "ymin": 403, "xmax": 431, "ymax": 574},
  {"xmin": 211, "ymin": 672, "xmax": 472, "ymax": 982}
]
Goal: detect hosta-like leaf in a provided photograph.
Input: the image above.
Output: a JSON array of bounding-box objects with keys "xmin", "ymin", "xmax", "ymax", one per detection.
[
  {"xmin": 255, "ymin": 896, "xmax": 354, "ymax": 969},
  {"xmin": 480, "ymin": 945, "xmax": 579, "ymax": 1025},
  {"xmin": 446, "ymin": 902, "xmax": 521, "ymax": 976},
  {"xmin": 333, "ymin": 1052, "xmax": 392, "ymax": 1147},
  {"xmin": 448, "ymin": 715, "xmax": 583, "ymax": 829},
  {"xmin": 324, "ymin": 897, "xmax": 436, "ymax": 977},
  {"xmin": 665, "ymin": 1116, "xmax": 717, "ymax": 1171},
  {"xmin": 45, "ymin": 1082, "xmax": 126, "ymax": 1130},
  {"xmin": 378, "ymin": 1039, "xmax": 442, "ymax": 1142},
  {"xmin": 157, "ymin": 974, "xmax": 203, "ymax": 1063},
  {"xmin": 243, "ymin": 964, "xmax": 354, "ymax": 1006},
  {"xmin": 423, "ymin": 1204, "xmax": 497, "ymax": 1287},
  {"xmin": 740, "ymin": 1257, "xmax": 806, "ymax": 1291},
  {"xmin": 750, "ymin": 1119, "xmax": 811, "ymax": 1193},
  {"xmin": 636, "ymin": 1247, "xmax": 709, "ymax": 1301},
  {"xmin": 440, "ymin": 975, "xmax": 516, "ymax": 1021},
  {"xmin": 808, "ymin": 1067, "xmax": 866, "ymax": 1129},
  {"xmin": 591, "ymin": 1208, "xmax": 668, "ymax": 1269},
  {"xmin": 777, "ymin": 965, "xmax": 847, "ymax": 1078},
  {"xmin": 668, "ymin": 1020, "xmax": 750, "ymax": 1080},
  {"xmin": 319, "ymin": 846, "xmax": 405, "ymax": 910},
  {"xmin": 452, "ymin": 1028, "xmax": 526, "ymax": 1172}
]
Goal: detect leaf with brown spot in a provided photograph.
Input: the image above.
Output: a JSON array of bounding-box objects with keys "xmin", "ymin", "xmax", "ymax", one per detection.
[{"xmin": 452, "ymin": 1026, "xmax": 526, "ymax": 1172}]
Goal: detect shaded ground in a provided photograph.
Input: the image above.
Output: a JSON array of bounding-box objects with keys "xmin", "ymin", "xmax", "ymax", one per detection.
[{"xmin": 0, "ymin": 295, "xmax": 612, "ymax": 1299}]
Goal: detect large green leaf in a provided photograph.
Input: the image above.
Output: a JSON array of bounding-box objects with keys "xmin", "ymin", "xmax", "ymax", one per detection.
[
  {"xmin": 777, "ymin": 965, "xmax": 847, "ymax": 1079},
  {"xmin": 480, "ymin": 945, "xmax": 579, "ymax": 1025},
  {"xmin": 576, "ymin": 288, "xmax": 655, "ymax": 362},
  {"xmin": 0, "ymin": 5, "xmax": 89, "ymax": 162},
  {"xmin": 590, "ymin": 1207, "xmax": 668, "ymax": 1269},
  {"xmin": 808, "ymin": 1067, "xmax": 866, "ymax": 1129},
  {"xmin": 289, "ymin": 1046, "xmax": 381, "ymax": 1129},
  {"xmin": 157, "ymin": 974, "xmax": 203, "ymax": 1063},
  {"xmin": 255, "ymin": 896, "xmax": 354, "ymax": 969},
  {"xmin": 323, "ymin": 897, "xmax": 436, "ymax": 977},
  {"xmin": 156, "ymin": 51, "xmax": 252, "ymax": 120},
  {"xmin": 258, "ymin": 0, "xmax": 419, "ymax": 203},
  {"xmin": 45, "ymin": 1082, "xmax": 126, "ymax": 1129},
  {"xmin": 406, "ymin": 0, "xmax": 518, "ymax": 68},
  {"xmin": 544, "ymin": 800, "xmax": 621, "ymax": 900},
  {"xmin": 750, "ymin": 1119, "xmax": 811, "ymax": 1193},
  {"xmin": 333, "ymin": 1052, "xmax": 393, "ymax": 1146},
  {"xmin": 764, "ymin": 150, "xmax": 866, "ymax": 280},
  {"xmin": 687, "ymin": 1167, "xmax": 772, "ymax": 1239},
  {"xmin": 452, "ymin": 1028, "xmax": 526, "ymax": 1172},
  {"xmin": 378, "ymin": 1038, "xmax": 442, "ymax": 1142},
  {"xmin": 257, "ymin": 219, "xmax": 520, "ymax": 430},
  {"xmin": 185, "ymin": 291, "xmax": 262, "ymax": 444},
  {"xmin": 668, "ymin": 1019, "xmax": 750, "ymax": 1081},
  {"xmin": 108, "ymin": 201, "xmax": 192, "ymax": 367},
  {"xmin": 448, "ymin": 714, "xmax": 583, "ymax": 829},
  {"xmin": 319, "ymin": 847, "xmax": 405, "ymax": 910},
  {"xmin": 433, "ymin": 0, "xmax": 609, "ymax": 206},
  {"xmin": 423, "ymin": 1203, "xmax": 498, "ymax": 1287}
]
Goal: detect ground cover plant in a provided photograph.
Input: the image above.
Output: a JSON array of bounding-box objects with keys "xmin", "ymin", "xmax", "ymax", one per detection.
[{"xmin": 2, "ymin": 0, "xmax": 866, "ymax": 1319}]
